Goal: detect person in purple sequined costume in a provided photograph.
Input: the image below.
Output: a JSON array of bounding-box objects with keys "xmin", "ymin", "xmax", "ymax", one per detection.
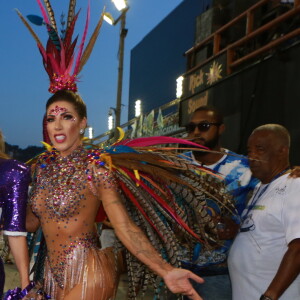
[
  {"xmin": 0, "ymin": 130, "xmax": 31, "ymax": 297},
  {"xmin": 26, "ymin": 90, "xmax": 204, "ymax": 300}
]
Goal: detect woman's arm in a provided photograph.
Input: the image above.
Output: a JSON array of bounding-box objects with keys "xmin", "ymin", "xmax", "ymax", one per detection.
[
  {"xmin": 101, "ymin": 186, "xmax": 204, "ymax": 300},
  {"xmin": 7, "ymin": 235, "xmax": 30, "ymax": 289},
  {"xmin": 2, "ymin": 161, "xmax": 31, "ymax": 288},
  {"xmin": 26, "ymin": 204, "xmax": 40, "ymax": 232}
]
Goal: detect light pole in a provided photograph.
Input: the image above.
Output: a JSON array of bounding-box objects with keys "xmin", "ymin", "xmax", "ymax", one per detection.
[
  {"xmin": 115, "ymin": 11, "xmax": 127, "ymax": 128},
  {"xmin": 104, "ymin": 0, "xmax": 129, "ymax": 130}
]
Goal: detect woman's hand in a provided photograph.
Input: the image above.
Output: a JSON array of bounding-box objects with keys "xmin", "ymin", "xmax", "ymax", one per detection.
[
  {"xmin": 289, "ymin": 166, "xmax": 300, "ymax": 178},
  {"xmin": 214, "ymin": 216, "xmax": 240, "ymax": 240},
  {"xmin": 163, "ymin": 268, "xmax": 204, "ymax": 299}
]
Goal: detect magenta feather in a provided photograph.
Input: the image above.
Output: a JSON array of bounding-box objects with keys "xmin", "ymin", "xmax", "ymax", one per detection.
[
  {"xmin": 37, "ymin": 42, "xmax": 47, "ymax": 62},
  {"xmin": 45, "ymin": 39, "xmax": 59, "ymax": 74},
  {"xmin": 47, "ymin": 53, "xmax": 61, "ymax": 74},
  {"xmin": 65, "ymin": 55, "xmax": 75, "ymax": 75},
  {"xmin": 119, "ymin": 136, "xmax": 208, "ymax": 150},
  {"xmin": 64, "ymin": 11, "xmax": 79, "ymax": 51},
  {"xmin": 60, "ymin": 42, "xmax": 66, "ymax": 71},
  {"xmin": 73, "ymin": 2, "xmax": 90, "ymax": 75},
  {"xmin": 65, "ymin": 37, "xmax": 78, "ymax": 67},
  {"xmin": 120, "ymin": 167, "xmax": 204, "ymax": 243},
  {"xmin": 119, "ymin": 181, "xmax": 165, "ymax": 241},
  {"xmin": 36, "ymin": 0, "xmax": 50, "ymax": 24}
]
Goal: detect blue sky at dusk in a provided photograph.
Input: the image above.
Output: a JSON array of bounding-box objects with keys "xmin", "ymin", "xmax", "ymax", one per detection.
[{"xmin": 0, "ymin": 0, "xmax": 182, "ymax": 148}]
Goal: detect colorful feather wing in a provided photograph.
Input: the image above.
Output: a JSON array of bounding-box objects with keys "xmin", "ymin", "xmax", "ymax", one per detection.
[{"xmin": 89, "ymin": 142, "xmax": 238, "ymax": 298}]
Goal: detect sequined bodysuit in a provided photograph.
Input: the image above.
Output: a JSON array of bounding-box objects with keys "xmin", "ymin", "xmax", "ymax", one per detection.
[{"xmin": 30, "ymin": 148, "xmax": 119, "ymax": 299}]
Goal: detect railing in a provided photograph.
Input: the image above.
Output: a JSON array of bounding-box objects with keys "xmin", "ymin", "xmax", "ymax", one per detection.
[
  {"xmin": 185, "ymin": 0, "xmax": 300, "ymax": 75},
  {"xmin": 92, "ymin": 0, "xmax": 300, "ymax": 146}
]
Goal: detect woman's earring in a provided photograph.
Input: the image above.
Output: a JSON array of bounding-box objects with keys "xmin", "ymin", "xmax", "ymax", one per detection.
[{"xmin": 79, "ymin": 128, "xmax": 84, "ymax": 134}]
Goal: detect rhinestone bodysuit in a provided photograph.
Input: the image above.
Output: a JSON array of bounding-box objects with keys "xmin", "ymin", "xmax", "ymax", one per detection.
[{"xmin": 30, "ymin": 147, "xmax": 119, "ymax": 299}]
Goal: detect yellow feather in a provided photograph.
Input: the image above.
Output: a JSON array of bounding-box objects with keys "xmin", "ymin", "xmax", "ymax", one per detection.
[
  {"xmin": 134, "ymin": 170, "xmax": 140, "ymax": 186},
  {"xmin": 100, "ymin": 154, "xmax": 112, "ymax": 171},
  {"xmin": 40, "ymin": 141, "xmax": 52, "ymax": 151},
  {"xmin": 117, "ymin": 127, "xmax": 125, "ymax": 142},
  {"xmin": 110, "ymin": 127, "xmax": 126, "ymax": 146},
  {"xmin": 117, "ymin": 168, "xmax": 131, "ymax": 179}
]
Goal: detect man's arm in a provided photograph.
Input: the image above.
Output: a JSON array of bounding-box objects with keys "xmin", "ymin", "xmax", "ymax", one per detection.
[{"xmin": 263, "ymin": 238, "xmax": 300, "ymax": 300}]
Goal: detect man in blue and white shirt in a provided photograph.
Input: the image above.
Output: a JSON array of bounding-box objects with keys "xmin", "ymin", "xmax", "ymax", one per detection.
[{"xmin": 180, "ymin": 106, "xmax": 258, "ymax": 300}]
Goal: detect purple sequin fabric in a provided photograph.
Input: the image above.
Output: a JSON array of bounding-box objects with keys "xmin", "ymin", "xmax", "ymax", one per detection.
[
  {"xmin": 0, "ymin": 158, "xmax": 30, "ymax": 296},
  {"xmin": 0, "ymin": 158, "xmax": 30, "ymax": 233}
]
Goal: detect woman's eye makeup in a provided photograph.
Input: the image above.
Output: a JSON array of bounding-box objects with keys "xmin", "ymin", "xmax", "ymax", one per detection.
[{"xmin": 63, "ymin": 114, "xmax": 75, "ymax": 121}]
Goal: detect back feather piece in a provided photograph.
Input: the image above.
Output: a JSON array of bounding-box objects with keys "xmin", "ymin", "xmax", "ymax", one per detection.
[{"xmin": 89, "ymin": 138, "xmax": 239, "ymax": 298}]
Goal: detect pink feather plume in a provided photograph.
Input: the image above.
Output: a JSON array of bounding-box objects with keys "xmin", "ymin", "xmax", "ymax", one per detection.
[
  {"xmin": 73, "ymin": 1, "xmax": 90, "ymax": 75},
  {"xmin": 36, "ymin": 0, "xmax": 50, "ymax": 25},
  {"xmin": 118, "ymin": 136, "xmax": 209, "ymax": 149}
]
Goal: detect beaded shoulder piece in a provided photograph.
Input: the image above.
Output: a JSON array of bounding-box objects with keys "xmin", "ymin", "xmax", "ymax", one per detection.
[
  {"xmin": 33, "ymin": 148, "xmax": 107, "ymax": 168},
  {"xmin": 92, "ymin": 138, "xmax": 238, "ymax": 299}
]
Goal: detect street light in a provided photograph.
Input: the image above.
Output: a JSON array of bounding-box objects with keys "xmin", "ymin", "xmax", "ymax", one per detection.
[
  {"xmin": 111, "ymin": 0, "xmax": 127, "ymax": 11},
  {"xmin": 104, "ymin": 0, "xmax": 129, "ymax": 130},
  {"xmin": 135, "ymin": 99, "xmax": 142, "ymax": 117},
  {"xmin": 86, "ymin": 126, "xmax": 94, "ymax": 139},
  {"xmin": 108, "ymin": 108, "xmax": 115, "ymax": 130},
  {"xmin": 176, "ymin": 76, "xmax": 184, "ymax": 98},
  {"xmin": 103, "ymin": 12, "xmax": 114, "ymax": 25}
]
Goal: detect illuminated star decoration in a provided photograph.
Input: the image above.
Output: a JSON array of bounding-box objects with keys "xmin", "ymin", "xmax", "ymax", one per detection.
[{"xmin": 207, "ymin": 61, "xmax": 223, "ymax": 85}]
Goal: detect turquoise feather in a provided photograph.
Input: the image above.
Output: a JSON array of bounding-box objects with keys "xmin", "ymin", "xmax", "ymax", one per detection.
[{"xmin": 27, "ymin": 14, "xmax": 44, "ymax": 26}]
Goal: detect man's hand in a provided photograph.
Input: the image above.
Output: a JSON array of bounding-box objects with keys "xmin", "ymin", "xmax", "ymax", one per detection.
[{"xmin": 163, "ymin": 268, "xmax": 204, "ymax": 299}]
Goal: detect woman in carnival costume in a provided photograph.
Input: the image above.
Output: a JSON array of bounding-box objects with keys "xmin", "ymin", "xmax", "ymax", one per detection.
[
  {"xmin": 15, "ymin": 1, "xmax": 237, "ymax": 299},
  {"xmin": 0, "ymin": 130, "xmax": 31, "ymax": 297}
]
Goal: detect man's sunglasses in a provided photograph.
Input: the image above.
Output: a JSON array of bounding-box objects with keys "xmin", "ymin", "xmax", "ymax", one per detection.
[{"xmin": 185, "ymin": 122, "xmax": 221, "ymax": 133}]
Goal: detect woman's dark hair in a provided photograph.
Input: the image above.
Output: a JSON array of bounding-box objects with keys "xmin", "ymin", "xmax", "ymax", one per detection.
[{"xmin": 46, "ymin": 90, "xmax": 87, "ymax": 119}]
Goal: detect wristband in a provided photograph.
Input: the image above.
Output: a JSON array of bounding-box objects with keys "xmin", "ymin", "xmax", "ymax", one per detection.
[{"xmin": 260, "ymin": 295, "xmax": 273, "ymax": 300}]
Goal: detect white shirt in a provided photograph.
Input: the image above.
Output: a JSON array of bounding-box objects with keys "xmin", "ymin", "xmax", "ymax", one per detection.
[{"xmin": 228, "ymin": 174, "xmax": 300, "ymax": 300}]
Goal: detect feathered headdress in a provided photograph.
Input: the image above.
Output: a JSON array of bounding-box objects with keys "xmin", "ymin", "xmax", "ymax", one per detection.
[{"xmin": 16, "ymin": 0, "xmax": 104, "ymax": 93}]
